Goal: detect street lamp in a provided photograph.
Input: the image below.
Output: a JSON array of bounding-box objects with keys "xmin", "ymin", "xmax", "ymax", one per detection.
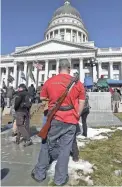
[{"xmin": 86, "ymin": 57, "xmax": 98, "ymax": 79}]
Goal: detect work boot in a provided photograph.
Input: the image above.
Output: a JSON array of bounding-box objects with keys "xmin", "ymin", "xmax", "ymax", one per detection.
[
  {"xmin": 31, "ymin": 169, "xmax": 46, "ymax": 183},
  {"xmin": 55, "ymin": 175, "xmax": 69, "ymax": 186},
  {"xmin": 73, "ymin": 157, "xmax": 79, "ymax": 162},
  {"xmin": 16, "ymin": 136, "xmax": 20, "ymax": 144},
  {"xmin": 12, "ymin": 132, "xmax": 17, "ymax": 137},
  {"xmin": 23, "ymin": 139, "xmax": 32, "ymax": 147}
]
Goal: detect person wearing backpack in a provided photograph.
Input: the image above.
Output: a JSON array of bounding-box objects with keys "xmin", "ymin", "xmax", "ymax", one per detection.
[{"xmin": 14, "ymin": 84, "xmax": 32, "ymax": 147}]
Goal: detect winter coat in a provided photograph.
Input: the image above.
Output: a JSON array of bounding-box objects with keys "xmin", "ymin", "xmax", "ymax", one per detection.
[
  {"xmin": 14, "ymin": 90, "xmax": 32, "ymax": 112},
  {"xmin": 28, "ymin": 86, "xmax": 35, "ymax": 97},
  {"xmin": 6, "ymin": 87, "xmax": 15, "ymax": 99}
]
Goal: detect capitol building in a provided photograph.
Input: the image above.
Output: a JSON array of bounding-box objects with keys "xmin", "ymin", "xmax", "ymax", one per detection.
[{"xmin": 1, "ymin": 0, "xmax": 122, "ymax": 89}]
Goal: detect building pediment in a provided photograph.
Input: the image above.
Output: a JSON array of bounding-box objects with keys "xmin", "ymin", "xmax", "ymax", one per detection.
[{"xmin": 12, "ymin": 39, "xmax": 96, "ymax": 56}]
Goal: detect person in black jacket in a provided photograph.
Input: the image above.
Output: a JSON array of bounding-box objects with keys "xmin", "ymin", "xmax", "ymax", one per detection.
[
  {"xmin": 28, "ymin": 84, "xmax": 36, "ymax": 103},
  {"xmin": 14, "ymin": 84, "xmax": 32, "ymax": 147},
  {"xmin": 1, "ymin": 89, "xmax": 5, "ymax": 112}
]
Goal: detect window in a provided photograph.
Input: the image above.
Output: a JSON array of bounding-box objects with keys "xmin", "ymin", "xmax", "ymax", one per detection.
[
  {"xmin": 72, "ymin": 35, "xmax": 75, "ymax": 42},
  {"xmin": 3, "ymin": 68, "xmax": 6, "ymax": 74},
  {"xmin": 42, "ymin": 65, "xmax": 45, "ymax": 70},
  {"xmin": 60, "ymin": 29, "xmax": 64, "ymax": 40},
  {"xmin": 52, "ymin": 65, "xmax": 56, "ymax": 70},
  {"xmin": 83, "ymin": 34, "xmax": 85, "ymax": 42},
  {"xmin": 61, "ymin": 34, "xmax": 64, "ymax": 40},
  {"xmin": 50, "ymin": 32, "xmax": 53, "ymax": 38},
  {"xmin": 113, "ymin": 65, "xmax": 119, "ymax": 70},
  {"xmin": 78, "ymin": 32, "xmax": 82, "ymax": 42},
  {"xmin": 42, "ymin": 74, "xmax": 44, "ymax": 81},
  {"xmin": 102, "ymin": 64, "xmax": 108, "ymax": 70},
  {"xmin": 113, "ymin": 74, "xmax": 119, "ymax": 80},
  {"xmin": 73, "ymin": 64, "xmax": 79, "ymax": 69}
]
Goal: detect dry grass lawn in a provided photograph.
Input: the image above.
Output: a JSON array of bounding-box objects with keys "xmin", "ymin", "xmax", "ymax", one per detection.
[{"xmin": 79, "ymin": 130, "xmax": 122, "ymax": 186}]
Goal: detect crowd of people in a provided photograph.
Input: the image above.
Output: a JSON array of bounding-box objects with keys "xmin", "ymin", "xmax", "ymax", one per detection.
[
  {"xmin": 0, "ymin": 84, "xmax": 44, "ymax": 146},
  {"xmin": 0, "ymin": 58, "xmax": 122, "ymax": 185}
]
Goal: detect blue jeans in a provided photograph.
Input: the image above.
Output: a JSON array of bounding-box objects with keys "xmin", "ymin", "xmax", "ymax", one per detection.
[{"xmin": 33, "ymin": 119, "xmax": 76, "ymax": 185}]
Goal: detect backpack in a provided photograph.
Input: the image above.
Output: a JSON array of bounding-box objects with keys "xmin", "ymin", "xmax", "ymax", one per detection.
[{"xmin": 20, "ymin": 95, "xmax": 32, "ymax": 109}]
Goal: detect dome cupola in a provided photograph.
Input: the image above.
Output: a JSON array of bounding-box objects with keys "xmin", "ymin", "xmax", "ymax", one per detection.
[
  {"xmin": 53, "ymin": 0, "xmax": 81, "ymax": 19},
  {"xmin": 45, "ymin": 0, "xmax": 88, "ymax": 44}
]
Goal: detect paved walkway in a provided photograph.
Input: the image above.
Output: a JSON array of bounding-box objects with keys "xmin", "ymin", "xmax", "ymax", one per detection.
[
  {"xmin": 1, "ymin": 129, "xmax": 49, "ymax": 186},
  {"xmin": 87, "ymin": 112, "xmax": 122, "ymax": 126}
]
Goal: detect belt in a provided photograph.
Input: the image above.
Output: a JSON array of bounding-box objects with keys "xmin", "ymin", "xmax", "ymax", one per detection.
[
  {"xmin": 47, "ymin": 105, "xmax": 74, "ymax": 116},
  {"xmin": 58, "ymin": 105, "xmax": 74, "ymax": 111}
]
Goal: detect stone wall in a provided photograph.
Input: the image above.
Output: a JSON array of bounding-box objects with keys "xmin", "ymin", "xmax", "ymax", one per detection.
[
  {"xmin": 87, "ymin": 92, "xmax": 122, "ymax": 126},
  {"xmin": 88, "ymin": 92, "xmax": 112, "ymax": 112}
]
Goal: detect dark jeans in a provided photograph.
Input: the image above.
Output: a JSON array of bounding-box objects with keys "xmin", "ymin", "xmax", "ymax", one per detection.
[
  {"xmin": 16, "ymin": 111, "xmax": 30, "ymax": 141},
  {"xmin": 72, "ymin": 135, "xmax": 79, "ymax": 160},
  {"xmin": 33, "ymin": 119, "xmax": 76, "ymax": 185},
  {"xmin": 81, "ymin": 112, "xmax": 89, "ymax": 137}
]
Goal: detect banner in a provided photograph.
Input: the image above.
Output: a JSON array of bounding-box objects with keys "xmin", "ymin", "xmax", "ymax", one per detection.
[
  {"xmin": 21, "ymin": 71, "xmax": 26, "ymax": 81},
  {"xmin": 8, "ymin": 74, "xmax": 14, "ymax": 83},
  {"xmin": 28, "ymin": 66, "xmax": 35, "ymax": 83}
]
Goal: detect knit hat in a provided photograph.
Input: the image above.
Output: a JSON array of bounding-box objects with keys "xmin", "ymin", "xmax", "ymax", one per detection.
[{"xmin": 18, "ymin": 84, "xmax": 27, "ymax": 90}]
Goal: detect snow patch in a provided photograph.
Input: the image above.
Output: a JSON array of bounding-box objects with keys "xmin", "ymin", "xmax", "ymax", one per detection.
[
  {"xmin": 48, "ymin": 157, "xmax": 93, "ymax": 176},
  {"xmin": 77, "ymin": 141, "xmax": 86, "ymax": 148},
  {"xmin": 31, "ymin": 135, "xmax": 42, "ymax": 143},
  {"xmin": 117, "ymin": 127, "xmax": 122, "ymax": 130},
  {"xmin": 48, "ymin": 157, "xmax": 94, "ymax": 185},
  {"xmin": 91, "ymin": 135, "xmax": 108, "ymax": 140}
]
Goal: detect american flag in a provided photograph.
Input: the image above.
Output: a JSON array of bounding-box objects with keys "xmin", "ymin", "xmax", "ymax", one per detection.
[{"xmin": 33, "ymin": 62, "xmax": 43, "ymax": 70}]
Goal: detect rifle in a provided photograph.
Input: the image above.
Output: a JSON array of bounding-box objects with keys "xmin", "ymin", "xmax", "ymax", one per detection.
[{"xmin": 38, "ymin": 73, "xmax": 79, "ymax": 139}]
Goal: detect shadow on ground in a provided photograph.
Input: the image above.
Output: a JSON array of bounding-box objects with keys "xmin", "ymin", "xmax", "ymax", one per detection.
[{"xmin": 1, "ymin": 168, "xmax": 10, "ymax": 180}]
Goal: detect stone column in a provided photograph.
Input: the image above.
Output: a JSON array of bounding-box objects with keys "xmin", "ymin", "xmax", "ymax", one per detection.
[
  {"xmin": 79, "ymin": 58, "xmax": 84, "ymax": 82},
  {"xmin": 93, "ymin": 65, "xmax": 97, "ymax": 82},
  {"xmin": 58, "ymin": 29, "xmax": 60, "ymax": 39},
  {"xmin": 44, "ymin": 60, "xmax": 49, "ymax": 82},
  {"xmin": 97, "ymin": 62, "xmax": 102, "ymax": 79},
  {"xmin": 109, "ymin": 62, "xmax": 113, "ymax": 79},
  {"xmin": 64, "ymin": 29, "xmax": 66, "ymax": 40},
  {"xmin": 56, "ymin": 59, "xmax": 59, "ymax": 75},
  {"xmin": 71, "ymin": 29, "xmax": 73, "ymax": 42},
  {"xmin": 5, "ymin": 67, "xmax": 9, "ymax": 87},
  {"xmin": 53, "ymin": 31, "xmax": 55, "ymax": 38},
  {"xmin": 119, "ymin": 61, "xmax": 122, "ymax": 80},
  {"xmin": 24, "ymin": 61, "xmax": 28, "ymax": 84},
  {"xmin": 77, "ymin": 31, "xmax": 79, "ymax": 42},
  {"xmin": 82, "ymin": 33, "xmax": 83, "ymax": 42},
  {"xmin": 34, "ymin": 61, "xmax": 38, "ymax": 88},
  {"xmin": 68, "ymin": 58, "xmax": 72, "ymax": 67},
  {"xmin": 13, "ymin": 62, "xmax": 18, "ymax": 88}
]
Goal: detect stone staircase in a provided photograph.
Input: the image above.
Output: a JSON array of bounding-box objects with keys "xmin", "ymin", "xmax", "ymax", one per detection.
[{"xmin": 1, "ymin": 104, "xmax": 44, "ymax": 126}]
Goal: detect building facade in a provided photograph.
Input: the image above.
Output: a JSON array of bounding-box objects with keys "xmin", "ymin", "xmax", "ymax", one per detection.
[{"xmin": 1, "ymin": 0, "xmax": 122, "ymax": 89}]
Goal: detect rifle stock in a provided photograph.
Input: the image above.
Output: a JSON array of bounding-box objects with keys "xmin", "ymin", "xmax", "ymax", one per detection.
[{"xmin": 38, "ymin": 74, "xmax": 79, "ymax": 139}]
